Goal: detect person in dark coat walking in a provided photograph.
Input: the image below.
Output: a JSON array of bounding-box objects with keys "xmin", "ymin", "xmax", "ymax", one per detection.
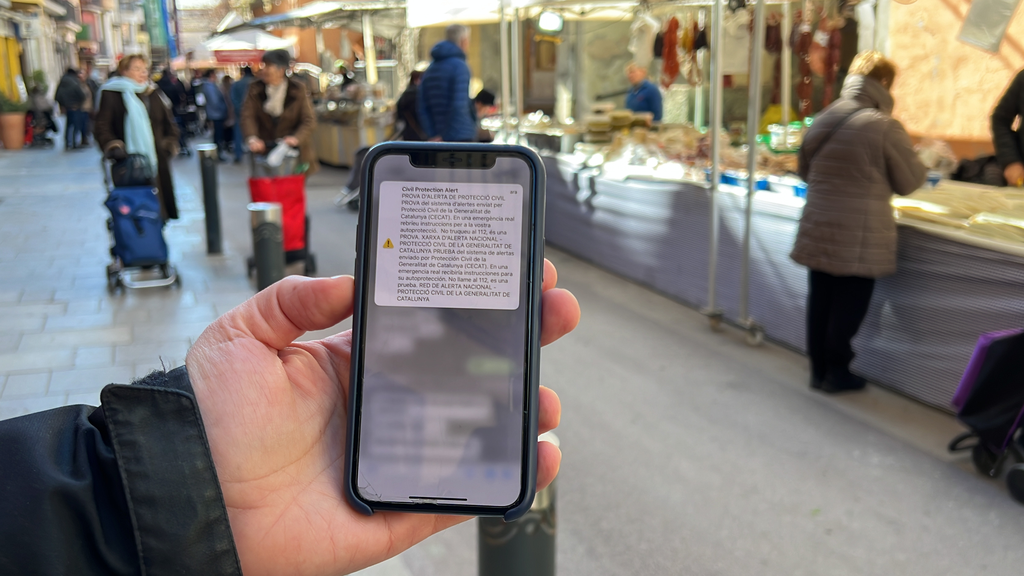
[
  {"xmin": 791, "ymin": 51, "xmax": 927, "ymax": 394},
  {"xmin": 230, "ymin": 67, "xmax": 255, "ymax": 162},
  {"xmin": 418, "ymin": 25, "xmax": 476, "ymax": 142},
  {"xmin": 394, "ymin": 70, "xmax": 425, "ymax": 141},
  {"xmin": 54, "ymin": 68, "xmax": 87, "ymax": 150},
  {"xmin": 157, "ymin": 67, "xmax": 188, "ymax": 109},
  {"xmin": 992, "ymin": 69, "xmax": 1024, "ymax": 187},
  {"xmin": 240, "ymin": 50, "xmax": 319, "ymax": 174},
  {"xmin": 200, "ymin": 69, "xmax": 229, "ymax": 161},
  {"xmin": 94, "ymin": 54, "xmax": 181, "ymax": 220}
]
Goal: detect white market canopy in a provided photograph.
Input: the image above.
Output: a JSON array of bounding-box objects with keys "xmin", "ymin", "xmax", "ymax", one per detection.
[
  {"xmin": 203, "ymin": 29, "xmax": 296, "ymax": 63},
  {"xmin": 224, "ymin": 0, "xmax": 408, "ymax": 38}
]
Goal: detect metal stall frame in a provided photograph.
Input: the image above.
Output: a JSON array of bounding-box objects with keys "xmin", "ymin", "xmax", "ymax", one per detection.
[{"xmin": 739, "ymin": 0, "xmax": 767, "ymax": 346}]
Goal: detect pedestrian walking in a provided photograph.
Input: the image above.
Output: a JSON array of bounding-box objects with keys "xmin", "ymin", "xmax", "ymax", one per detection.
[
  {"xmin": 394, "ymin": 70, "xmax": 425, "ymax": 141},
  {"xmin": 791, "ymin": 51, "xmax": 927, "ymax": 394},
  {"xmin": 200, "ymin": 70, "xmax": 229, "ymax": 161},
  {"xmin": 418, "ymin": 24, "xmax": 476, "ymax": 142},
  {"xmin": 230, "ymin": 66, "xmax": 255, "ymax": 163},
  {"xmin": 157, "ymin": 67, "xmax": 188, "ymax": 109},
  {"xmin": 240, "ymin": 49, "xmax": 319, "ymax": 174},
  {"xmin": 54, "ymin": 68, "xmax": 87, "ymax": 150},
  {"xmin": 94, "ymin": 54, "xmax": 182, "ymax": 220},
  {"xmin": 221, "ymin": 74, "xmax": 236, "ymax": 157},
  {"xmin": 78, "ymin": 70, "xmax": 94, "ymax": 147}
]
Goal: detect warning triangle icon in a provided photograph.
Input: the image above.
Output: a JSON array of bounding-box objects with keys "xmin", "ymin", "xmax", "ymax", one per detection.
[{"xmin": 383, "ymin": 238, "xmax": 394, "ymax": 249}]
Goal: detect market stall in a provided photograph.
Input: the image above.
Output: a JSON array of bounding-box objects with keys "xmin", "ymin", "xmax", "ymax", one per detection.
[
  {"xmin": 511, "ymin": 0, "xmax": 1024, "ymax": 412},
  {"xmin": 229, "ymin": 0, "xmax": 409, "ymax": 166}
]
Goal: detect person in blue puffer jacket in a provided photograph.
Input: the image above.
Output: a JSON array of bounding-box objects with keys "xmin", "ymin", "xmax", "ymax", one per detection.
[{"xmin": 418, "ymin": 25, "xmax": 476, "ymax": 142}]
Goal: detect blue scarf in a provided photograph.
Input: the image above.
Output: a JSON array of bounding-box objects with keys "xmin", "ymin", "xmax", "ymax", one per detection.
[{"xmin": 101, "ymin": 77, "xmax": 158, "ymax": 169}]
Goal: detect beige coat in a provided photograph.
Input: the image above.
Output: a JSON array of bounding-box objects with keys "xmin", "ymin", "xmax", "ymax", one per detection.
[{"xmin": 791, "ymin": 75, "xmax": 927, "ymax": 278}]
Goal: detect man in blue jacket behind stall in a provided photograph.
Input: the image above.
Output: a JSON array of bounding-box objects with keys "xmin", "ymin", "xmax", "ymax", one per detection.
[
  {"xmin": 625, "ymin": 62, "xmax": 663, "ymax": 122},
  {"xmin": 418, "ymin": 24, "xmax": 476, "ymax": 142}
]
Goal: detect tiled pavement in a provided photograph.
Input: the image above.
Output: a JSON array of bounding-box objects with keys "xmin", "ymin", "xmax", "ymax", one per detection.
[{"xmin": 0, "ymin": 144, "xmax": 356, "ymax": 420}]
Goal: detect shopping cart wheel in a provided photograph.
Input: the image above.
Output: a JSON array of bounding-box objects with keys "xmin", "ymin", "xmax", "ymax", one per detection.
[
  {"xmin": 745, "ymin": 326, "xmax": 764, "ymax": 347},
  {"xmin": 1007, "ymin": 464, "xmax": 1024, "ymax": 504},
  {"xmin": 972, "ymin": 443, "xmax": 1003, "ymax": 478}
]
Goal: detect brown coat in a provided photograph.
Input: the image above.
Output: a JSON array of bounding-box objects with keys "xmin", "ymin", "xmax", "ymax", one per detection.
[
  {"xmin": 791, "ymin": 75, "xmax": 927, "ymax": 279},
  {"xmin": 94, "ymin": 88, "xmax": 181, "ymax": 220},
  {"xmin": 239, "ymin": 78, "xmax": 319, "ymax": 174}
]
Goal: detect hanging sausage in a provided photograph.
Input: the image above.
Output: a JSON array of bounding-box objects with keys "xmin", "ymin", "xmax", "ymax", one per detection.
[
  {"xmin": 822, "ymin": 17, "xmax": 843, "ymax": 108},
  {"xmin": 793, "ymin": 7, "xmax": 814, "ymax": 117},
  {"xmin": 765, "ymin": 13, "xmax": 783, "ymax": 104},
  {"xmin": 662, "ymin": 16, "xmax": 680, "ymax": 88}
]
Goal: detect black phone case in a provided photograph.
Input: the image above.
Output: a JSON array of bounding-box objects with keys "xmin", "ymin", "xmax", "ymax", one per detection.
[{"xmin": 343, "ymin": 142, "xmax": 547, "ymax": 521}]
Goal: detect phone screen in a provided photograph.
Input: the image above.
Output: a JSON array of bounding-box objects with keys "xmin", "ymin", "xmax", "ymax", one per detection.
[{"xmin": 354, "ymin": 151, "xmax": 537, "ymax": 508}]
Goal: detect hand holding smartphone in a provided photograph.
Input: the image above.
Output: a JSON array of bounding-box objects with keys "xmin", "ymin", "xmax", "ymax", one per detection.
[{"xmin": 345, "ymin": 143, "xmax": 547, "ymax": 520}]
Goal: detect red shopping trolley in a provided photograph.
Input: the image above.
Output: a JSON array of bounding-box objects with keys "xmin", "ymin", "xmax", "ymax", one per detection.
[{"xmin": 246, "ymin": 149, "xmax": 317, "ymax": 276}]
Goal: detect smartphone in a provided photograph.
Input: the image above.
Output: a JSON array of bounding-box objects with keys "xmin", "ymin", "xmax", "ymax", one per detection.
[{"xmin": 344, "ymin": 142, "xmax": 546, "ymax": 520}]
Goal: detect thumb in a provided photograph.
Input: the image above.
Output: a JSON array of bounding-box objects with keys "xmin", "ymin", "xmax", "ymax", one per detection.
[{"xmin": 220, "ymin": 275, "xmax": 354, "ymax": 351}]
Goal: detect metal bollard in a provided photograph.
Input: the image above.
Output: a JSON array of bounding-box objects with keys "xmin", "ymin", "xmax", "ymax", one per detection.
[
  {"xmin": 478, "ymin": 432, "xmax": 558, "ymax": 576},
  {"xmin": 248, "ymin": 202, "xmax": 285, "ymax": 291},
  {"xmin": 196, "ymin": 144, "xmax": 222, "ymax": 254}
]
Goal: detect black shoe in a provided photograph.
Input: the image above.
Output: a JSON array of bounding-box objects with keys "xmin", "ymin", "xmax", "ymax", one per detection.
[{"xmin": 816, "ymin": 371, "xmax": 867, "ymax": 394}]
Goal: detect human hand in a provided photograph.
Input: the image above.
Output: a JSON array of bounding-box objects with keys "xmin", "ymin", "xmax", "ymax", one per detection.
[
  {"xmin": 283, "ymin": 136, "xmax": 300, "ymax": 147},
  {"xmin": 106, "ymin": 145, "xmax": 127, "ymax": 161},
  {"xmin": 248, "ymin": 137, "xmax": 266, "ymax": 154},
  {"xmin": 1005, "ymin": 162, "xmax": 1024, "ymax": 187},
  {"xmin": 185, "ymin": 260, "xmax": 580, "ymax": 576}
]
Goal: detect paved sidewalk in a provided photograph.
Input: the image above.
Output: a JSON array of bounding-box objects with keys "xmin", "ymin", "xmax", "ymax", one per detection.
[{"xmin": 0, "ymin": 144, "xmax": 353, "ymax": 418}]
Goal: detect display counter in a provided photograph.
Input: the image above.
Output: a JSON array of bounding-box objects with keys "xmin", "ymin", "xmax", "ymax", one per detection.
[
  {"xmin": 544, "ymin": 155, "xmax": 1024, "ymax": 411},
  {"xmin": 314, "ymin": 120, "xmax": 391, "ymax": 167}
]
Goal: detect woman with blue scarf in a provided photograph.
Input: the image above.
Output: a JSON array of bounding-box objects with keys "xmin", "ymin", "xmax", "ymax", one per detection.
[{"xmin": 95, "ymin": 55, "xmax": 181, "ymax": 220}]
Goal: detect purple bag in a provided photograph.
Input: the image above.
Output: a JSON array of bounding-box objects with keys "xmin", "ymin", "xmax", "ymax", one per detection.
[{"xmin": 952, "ymin": 328, "xmax": 1024, "ymax": 411}]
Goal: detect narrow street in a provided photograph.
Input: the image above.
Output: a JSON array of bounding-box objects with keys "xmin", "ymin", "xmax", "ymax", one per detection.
[{"xmin": 2, "ymin": 146, "xmax": 1023, "ymax": 575}]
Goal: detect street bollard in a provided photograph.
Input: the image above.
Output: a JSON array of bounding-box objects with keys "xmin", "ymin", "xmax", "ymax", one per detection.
[
  {"xmin": 478, "ymin": 432, "xmax": 558, "ymax": 576},
  {"xmin": 248, "ymin": 202, "xmax": 285, "ymax": 291},
  {"xmin": 196, "ymin": 144, "xmax": 222, "ymax": 254}
]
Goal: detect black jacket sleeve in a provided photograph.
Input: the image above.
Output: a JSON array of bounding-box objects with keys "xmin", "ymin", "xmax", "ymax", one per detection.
[
  {"xmin": 992, "ymin": 70, "xmax": 1024, "ymax": 169},
  {"xmin": 0, "ymin": 367, "xmax": 242, "ymax": 576}
]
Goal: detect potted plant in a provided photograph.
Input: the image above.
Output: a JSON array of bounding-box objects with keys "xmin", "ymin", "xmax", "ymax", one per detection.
[{"xmin": 0, "ymin": 92, "xmax": 30, "ymax": 150}]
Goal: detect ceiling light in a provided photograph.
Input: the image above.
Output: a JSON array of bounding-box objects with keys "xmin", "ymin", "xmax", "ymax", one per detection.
[{"xmin": 538, "ymin": 11, "xmax": 563, "ymax": 33}]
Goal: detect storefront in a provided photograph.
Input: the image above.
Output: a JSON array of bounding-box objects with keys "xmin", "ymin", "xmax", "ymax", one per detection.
[
  {"xmin": 0, "ymin": 2, "xmax": 24, "ymax": 101},
  {"xmin": 491, "ymin": 0, "xmax": 1024, "ymax": 412}
]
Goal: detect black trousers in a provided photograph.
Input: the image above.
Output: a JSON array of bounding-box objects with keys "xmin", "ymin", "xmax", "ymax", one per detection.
[{"xmin": 807, "ymin": 270, "xmax": 876, "ymax": 381}]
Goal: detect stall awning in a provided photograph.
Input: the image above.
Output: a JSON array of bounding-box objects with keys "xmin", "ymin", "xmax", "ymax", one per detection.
[
  {"xmin": 233, "ymin": 0, "xmax": 403, "ymax": 29},
  {"xmin": 203, "ymin": 28, "xmax": 295, "ymax": 63}
]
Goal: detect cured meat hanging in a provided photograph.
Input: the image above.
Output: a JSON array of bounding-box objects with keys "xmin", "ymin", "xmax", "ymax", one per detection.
[
  {"xmin": 793, "ymin": 9, "xmax": 814, "ymax": 117},
  {"xmin": 662, "ymin": 16, "xmax": 680, "ymax": 88},
  {"xmin": 822, "ymin": 17, "xmax": 843, "ymax": 107},
  {"xmin": 765, "ymin": 14, "xmax": 783, "ymax": 104}
]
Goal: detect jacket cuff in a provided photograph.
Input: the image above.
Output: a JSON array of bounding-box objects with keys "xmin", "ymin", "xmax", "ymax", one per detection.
[{"xmin": 101, "ymin": 367, "xmax": 242, "ymax": 576}]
